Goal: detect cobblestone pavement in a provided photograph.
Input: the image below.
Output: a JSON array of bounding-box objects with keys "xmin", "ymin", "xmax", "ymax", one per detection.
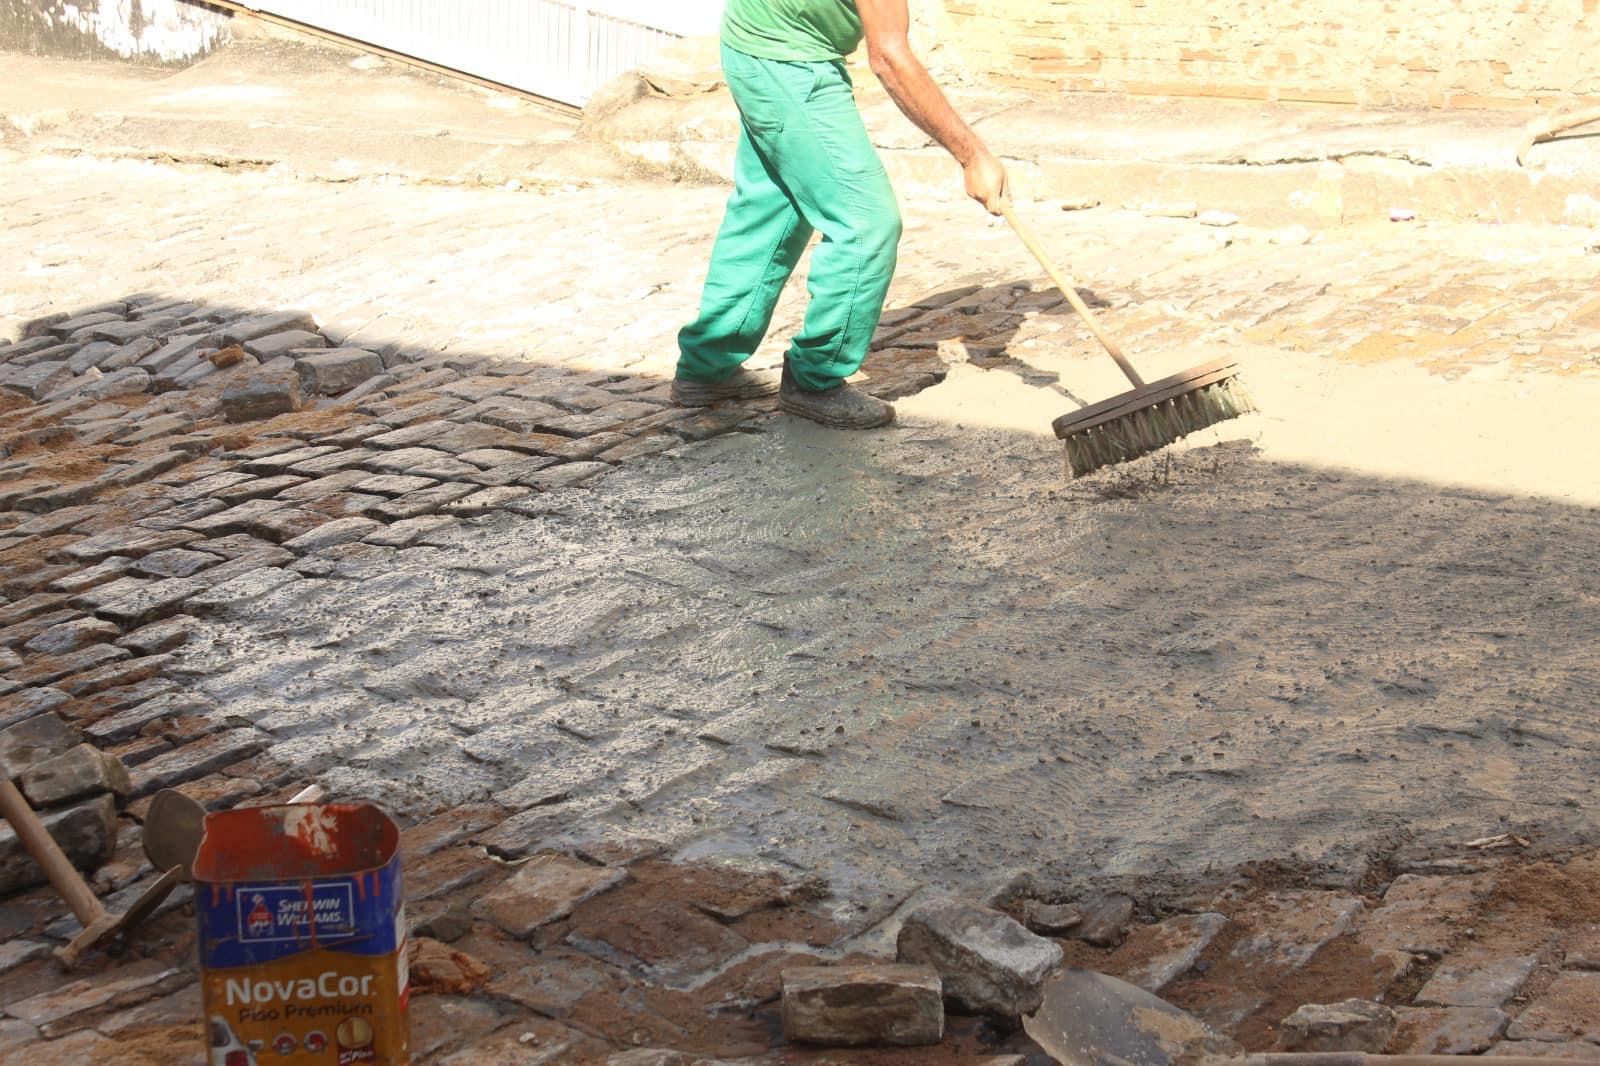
[{"xmin": 2, "ymin": 150, "xmax": 1599, "ymax": 1063}]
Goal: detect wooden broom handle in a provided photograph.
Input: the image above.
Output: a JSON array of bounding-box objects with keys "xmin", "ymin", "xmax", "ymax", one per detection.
[{"xmin": 1000, "ymin": 201, "xmax": 1146, "ymax": 389}]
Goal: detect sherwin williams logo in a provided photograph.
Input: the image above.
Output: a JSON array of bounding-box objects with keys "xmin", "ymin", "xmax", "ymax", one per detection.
[{"xmin": 236, "ymin": 883, "xmax": 357, "ymax": 942}]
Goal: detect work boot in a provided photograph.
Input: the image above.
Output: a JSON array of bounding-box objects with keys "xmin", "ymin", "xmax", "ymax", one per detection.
[
  {"xmin": 670, "ymin": 367, "xmax": 780, "ymax": 406},
  {"xmin": 779, "ymin": 366, "xmax": 896, "ymax": 429}
]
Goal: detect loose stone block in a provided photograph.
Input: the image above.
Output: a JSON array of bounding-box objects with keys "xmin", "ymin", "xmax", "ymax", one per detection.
[
  {"xmin": 21, "ymin": 743, "xmax": 131, "ymax": 806},
  {"xmin": 0, "ymin": 793, "xmax": 117, "ymax": 892},
  {"xmin": 1071, "ymin": 893, "xmax": 1137, "ymax": 947},
  {"xmin": 84, "ymin": 690, "xmax": 217, "ymax": 744},
  {"xmin": 1126, "ymin": 912, "xmax": 1229, "ymax": 993},
  {"xmin": 221, "ymin": 371, "xmax": 303, "ymax": 423},
  {"xmin": 296, "ymin": 348, "xmax": 384, "ymax": 395},
  {"xmin": 0, "ymin": 711, "xmax": 77, "ymax": 779},
  {"xmin": 1022, "ymin": 900, "xmax": 1083, "ymax": 936},
  {"xmin": 782, "ymin": 964, "xmax": 944, "ymax": 1047},
  {"xmin": 1417, "ymin": 955, "xmax": 1540, "ymax": 1009},
  {"xmin": 1277, "ymin": 999, "xmax": 1398, "ymax": 1053},
  {"xmin": 475, "ymin": 853, "xmax": 628, "ymax": 937},
  {"xmin": 897, "ymin": 898, "xmax": 1064, "ymax": 1019},
  {"xmin": 1, "ymin": 360, "xmax": 73, "ymax": 400}
]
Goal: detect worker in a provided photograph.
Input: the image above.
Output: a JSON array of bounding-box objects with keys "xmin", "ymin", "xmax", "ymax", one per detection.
[{"xmin": 672, "ymin": 0, "xmax": 1009, "ymax": 429}]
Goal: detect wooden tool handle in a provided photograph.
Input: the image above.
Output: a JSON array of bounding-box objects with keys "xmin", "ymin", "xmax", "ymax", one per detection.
[
  {"xmin": 1000, "ymin": 201, "xmax": 1146, "ymax": 389},
  {"xmin": 0, "ymin": 777, "xmax": 106, "ymax": 925}
]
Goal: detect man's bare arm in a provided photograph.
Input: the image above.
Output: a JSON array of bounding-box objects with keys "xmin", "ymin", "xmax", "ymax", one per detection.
[{"xmin": 857, "ymin": 0, "xmax": 1007, "ymax": 213}]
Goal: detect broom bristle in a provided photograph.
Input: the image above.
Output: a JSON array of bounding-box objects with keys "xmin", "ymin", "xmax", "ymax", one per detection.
[{"xmin": 1063, "ymin": 376, "xmax": 1256, "ymax": 477}]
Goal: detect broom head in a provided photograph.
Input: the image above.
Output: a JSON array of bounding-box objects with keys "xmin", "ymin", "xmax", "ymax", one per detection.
[{"xmin": 1053, "ymin": 357, "xmax": 1255, "ymax": 477}]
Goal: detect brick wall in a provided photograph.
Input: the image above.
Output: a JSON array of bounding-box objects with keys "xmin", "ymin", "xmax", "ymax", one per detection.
[{"xmin": 928, "ymin": 0, "xmax": 1600, "ymax": 108}]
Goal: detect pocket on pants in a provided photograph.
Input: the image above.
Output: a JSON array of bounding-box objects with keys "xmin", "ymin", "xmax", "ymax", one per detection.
[{"xmin": 725, "ymin": 47, "xmax": 821, "ymax": 136}]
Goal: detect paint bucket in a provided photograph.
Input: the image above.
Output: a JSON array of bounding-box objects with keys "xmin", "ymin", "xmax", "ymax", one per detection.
[{"xmin": 192, "ymin": 803, "xmax": 409, "ymax": 1065}]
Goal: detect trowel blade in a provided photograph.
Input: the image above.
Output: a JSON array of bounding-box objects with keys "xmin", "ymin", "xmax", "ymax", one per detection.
[
  {"xmin": 1023, "ymin": 970, "xmax": 1238, "ymax": 1066},
  {"xmin": 142, "ymin": 788, "xmax": 206, "ymax": 882}
]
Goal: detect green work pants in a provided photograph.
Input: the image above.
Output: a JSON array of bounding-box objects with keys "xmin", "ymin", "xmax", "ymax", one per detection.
[{"xmin": 677, "ymin": 44, "xmax": 902, "ymax": 392}]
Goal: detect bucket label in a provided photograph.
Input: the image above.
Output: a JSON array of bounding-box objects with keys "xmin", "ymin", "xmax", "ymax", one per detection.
[{"xmin": 239, "ymin": 881, "xmax": 357, "ymax": 942}]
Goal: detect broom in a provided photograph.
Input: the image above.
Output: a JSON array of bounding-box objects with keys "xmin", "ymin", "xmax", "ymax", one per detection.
[{"xmin": 1000, "ymin": 202, "xmax": 1256, "ymax": 477}]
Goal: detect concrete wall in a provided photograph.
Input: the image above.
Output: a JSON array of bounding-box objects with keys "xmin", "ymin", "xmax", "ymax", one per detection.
[
  {"xmin": 929, "ymin": 0, "xmax": 1600, "ymax": 108},
  {"xmin": 1, "ymin": 0, "xmax": 231, "ymax": 64}
]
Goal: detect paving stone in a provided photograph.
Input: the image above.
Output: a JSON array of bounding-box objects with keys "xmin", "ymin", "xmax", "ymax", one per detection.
[
  {"xmin": 130, "ymin": 727, "xmax": 270, "ymax": 796},
  {"xmin": 212, "ymin": 474, "xmax": 309, "ymax": 503},
  {"xmin": 366, "ymin": 421, "xmax": 451, "ymax": 449},
  {"xmin": 476, "ymin": 853, "xmax": 628, "ymax": 937},
  {"xmin": 0, "ymin": 937, "xmax": 52, "ymax": 976},
  {"xmin": 1278, "ymin": 999, "xmax": 1398, "ymax": 1053},
  {"xmin": 456, "ymin": 447, "xmax": 532, "ymax": 469},
  {"xmin": 1229, "ymin": 892, "xmax": 1366, "ymax": 971},
  {"xmin": 371, "ymin": 483, "xmax": 477, "ymax": 521},
  {"xmin": 219, "ymin": 309, "xmax": 316, "ymax": 345},
  {"xmin": 136, "ymin": 497, "xmax": 227, "ymax": 531},
  {"xmin": 16, "ymin": 478, "xmax": 101, "ymax": 512},
  {"xmin": 365, "ymin": 447, "xmax": 454, "ymax": 475},
  {"xmin": 533, "ymin": 410, "xmax": 628, "ymax": 437},
  {"xmin": 303, "ymin": 491, "xmax": 388, "ymax": 520},
  {"xmin": 8, "ymin": 643, "xmax": 131, "ymax": 689},
  {"xmin": 99, "ymin": 336, "xmax": 160, "ymax": 371},
  {"xmin": 190, "ymin": 548, "xmax": 298, "ymax": 588},
  {"xmin": 240, "ymin": 445, "xmax": 337, "ymax": 474},
  {"xmin": 528, "ymin": 461, "xmax": 611, "ymax": 491},
  {"xmin": 93, "ymin": 982, "xmax": 202, "ymax": 1038},
  {"xmin": 164, "ymin": 470, "xmax": 257, "ymax": 503},
  {"xmin": 184, "ymin": 566, "xmax": 301, "ymax": 611},
  {"xmin": 474, "ymin": 399, "xmax": 566, "ymax": 434},
  {"xmin": 421, "ymin": 422, "xmax": 526, "ymax": 454},
  {"xmin": 78, "ymin": 316, "xmax": 179, "ymax": 344},
  {"xmin": 782, "ymin": 963, "xmax": 944, "ymax": 1048},
  {"xmin": 543, "ymin": 432, "xmax": 629, "ymax": 460},
  {"xmin": 672, "ymin": 406, "xmax": 760, "ymax": 440},
  {"xmin": 288, "ymin": 448, "xmax": 377, "ymax": 476},
  {"xmin": 318, "ymin": 423, "xmax": 390, "ymax": 448},
  {"xmin": 1125, "ymin": 912, "xmax": 1228, "ymax": 993},
  {"xmin": 0, "ymin": 794, "xmax": 116, "ymax": 893},
  {"xmin": 1417, "ymin": 954, "xmax": 1540, "ymax": 1008},
  {"xmin": 4, "ymin": 960, "xmax": 188, "ymax": 1036},
  {"xmin": 408, "ymin": 995, "xmax": 505, "ymax": 1060},
  {"xmin": 442, "ymin": 487, "xmax": 534, "ymax": 516},
  {"xmin": 243, "ymin": 328, "xmax": 324, "ymax": 359},
  {"xmin": 353, "ymin": 473, "xmax": 441, "ymax": 495},
  {"xmin": 0, "ymin": 593, "xmax": 71, "ymax": 629},
  {"xmin": 115, "ymin": 411, "xmax": 193, "ymax": 444},
  {"xmin": 283, "ymin": 516, "xmax": 383, "ymax": 551},
  {"xmin": 363, "ymin": 515, "xmax": 459, "ymax": 548},
  {"xmin": 55, "ymin": 652, "xmax": 172, "ymax": 698},
  {"xmin": 139, "ymin": 331, "xmax": 217, "ymax": 373},
  {"xmin": 49, "ymin": 310, "xmax": 122, "ymax": 337},
  {"xmin": 896, "ymin": 898, "xmax": 1064, "ymax": 1019},
  {"xmin": 0, "ymin": 687, "xmax": 71, "ymax": 731},
  {"xmin": 242, "ymin": 506, "xmax": 330, "ymax": 543},
  {"xmin": 277, "ymin": 468, "xmax": 380, "ymax": 501},
  {"xmin": 1394, "ymin": 1006, "xmax": 1511, "ymax": 1054},
  {"xmin": 131, "ymin": 547, "xmax": 221, "ymax": 579},
  {"xmin": 74, "ymin": 576, "xmax": 205, "ymax": 626},
  {"xmin": 63, "ymin": 526, "xmax": 199, "ymax": 564},
  {"xmin": 10, "ymin": 504, "xmax": 100, "ymax": 538},
  {"xmin": 105, "ymin": 448, "xmax": 187, "ymax": 488},
  {"xmin": 296, "ymin": 347, "xmax": 384, "ymax": 394},
  {"xmin": 78, "ymin": 367, "xmax": 151, "ymax": 402},
  {"xmin": 63, "ymin": 340, "xmax": 118, "ymax": 375},
  {"xmin": 23, "ymin": 617, "xmax": 121, "ymax": 656},
  {"xmin": 597, "ymin": 433, "xmax": 679, "ymax": 463},
  {"xmin": 115, "ymin": 614, "xmax": 198, "ymax": 656},
  {"xmin": 20, "ymin": 743, "xmax": 131, "ymax": 806},
  {"xmin": 406, "ymin": 456, "xmax": 484, "ymax": 480},
  {"xmin": 221, "ymin": 370, "xmax": 302, "ymax": 422},
  {"xmin": 0, "ymin": 607, "xmax": 81, "ymax": 649},
  {"xmin": 183, "ymin": 497, "xmax": 288, "ymax": 534},
  {"xmin": 1504, "ymin": 972, "xmax": 1600, "ymax": 1042},
  {"xmin": 84, "ymin": 690, "xmax": 217, "ymax": 744},
  {"xmin": 220, "ymin": 437, "xmax": 302, "ymax": 460},
  {"xmin": 0, "ymin": 711, "xmax": 77, "ymax": 778}
]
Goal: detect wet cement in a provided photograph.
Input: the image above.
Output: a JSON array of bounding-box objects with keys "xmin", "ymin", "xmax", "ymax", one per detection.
[{"xmin": 179, "ymin": 407, "xmax": 1600, "ymax": 913}]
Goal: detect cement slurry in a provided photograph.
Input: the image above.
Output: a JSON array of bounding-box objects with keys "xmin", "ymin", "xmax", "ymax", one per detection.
[{"xmin": 177, "ymin": 413, "xmax": 1600, "ymax": 909}]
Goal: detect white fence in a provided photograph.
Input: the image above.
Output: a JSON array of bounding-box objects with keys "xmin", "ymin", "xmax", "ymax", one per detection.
[{"xmin": 235, "ymin": 0, "xmax": 724, "ymax": 105}]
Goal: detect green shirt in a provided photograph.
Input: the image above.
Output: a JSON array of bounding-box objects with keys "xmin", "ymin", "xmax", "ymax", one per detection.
[{"xmin": 722, "ymin": 0, "xmax": 863, "ymax": 62}]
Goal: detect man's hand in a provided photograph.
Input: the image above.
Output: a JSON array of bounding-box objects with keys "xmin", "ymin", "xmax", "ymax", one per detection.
[
  {"xmin": 859, "ymin": 0, "xmax": 1006, "ymax": 213},
  {"xmin": 964, "ymin": 149, "xmax": 1008, "ymax": 215}
]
